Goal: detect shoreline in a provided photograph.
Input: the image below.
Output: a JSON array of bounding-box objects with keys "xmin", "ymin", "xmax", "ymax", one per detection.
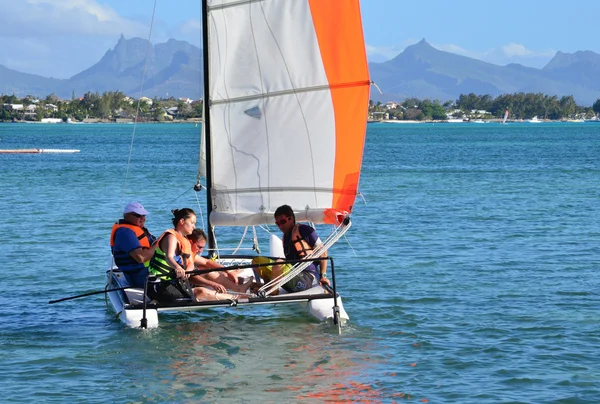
[
  {"xmin": 370, "ymin": 118, "xmax": 592, "ymax": 124},
  {"xmin": 0, "ymin": 119, "xmax": 203, "ymax": 124},
  {"xmin": 3, "ymin": 117, "xmax": 595, "ymax": 125}
]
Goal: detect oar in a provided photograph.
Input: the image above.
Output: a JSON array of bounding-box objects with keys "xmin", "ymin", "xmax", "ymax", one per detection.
[{"xmin": 48, "ymin": 286, "xmax": 131, "ymax": 304}]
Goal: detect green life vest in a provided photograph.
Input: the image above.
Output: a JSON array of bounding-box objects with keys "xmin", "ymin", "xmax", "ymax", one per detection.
[
  {"xmin": 148, "ymin": 229, "xmax": 192, "ymax": 281},
  {"xmin": 149, "ymin": 246, "xmax": 174, "ymax": 281}
]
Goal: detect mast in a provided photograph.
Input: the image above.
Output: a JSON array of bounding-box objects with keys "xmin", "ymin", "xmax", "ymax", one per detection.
[{"xmin": 201, "ymin": 0, "xmax": 215, "ymax": 251}]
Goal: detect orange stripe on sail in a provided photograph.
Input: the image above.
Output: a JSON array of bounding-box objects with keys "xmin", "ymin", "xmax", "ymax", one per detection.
[{"xmin": 309, "ymin": 0, "xmax": 370, "ymax": 223}]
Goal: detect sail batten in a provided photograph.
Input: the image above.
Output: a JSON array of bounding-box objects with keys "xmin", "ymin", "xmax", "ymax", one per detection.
[
  {"xmin": 208, "ymin": 0, "xmax": 266, "ymax": 12},
  {"xmin": 206, "ymin": 0, "xmax": 369, "ymax": 226},
  {"xmin": 212, "ymin": 186, "xmax": 361, "ymax": 196},
  {"xmin": 211, "ymin": 80, "xmax": 371, "ymax": 106}
]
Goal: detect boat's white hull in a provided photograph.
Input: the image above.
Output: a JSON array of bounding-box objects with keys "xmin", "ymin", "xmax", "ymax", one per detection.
[
  {"xmin": 105, "ymin": 270, "xmax": 159, "ymax": 328},
  {"xmin": 105, "ymin": 269, "xmax": 348, "ymax": 329}
]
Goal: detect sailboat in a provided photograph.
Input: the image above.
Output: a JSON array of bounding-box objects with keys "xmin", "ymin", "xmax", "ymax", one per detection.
[
  {"xmin": 105, "ymin": 0, "xmax": 371, "ymax": 329},
  {"xmin": 502, "ymin": 109, "xmax": 509, "ymax": 124}
]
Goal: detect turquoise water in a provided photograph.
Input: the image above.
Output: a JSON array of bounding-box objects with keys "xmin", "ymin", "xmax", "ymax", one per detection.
[{"xmin": 1, "ymin": 122, "xmax": 599, "ymax": 403}]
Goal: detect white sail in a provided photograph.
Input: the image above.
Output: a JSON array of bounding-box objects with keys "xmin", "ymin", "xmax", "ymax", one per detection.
[{"xmin": 205, "ymin": 0, "xmax": 370, "ymax": 226}]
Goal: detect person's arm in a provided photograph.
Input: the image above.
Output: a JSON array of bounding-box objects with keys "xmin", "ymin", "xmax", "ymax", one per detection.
[
  {"xmin": 129, "ymin": 244, "xmax": 157, "ymax": 264},
  {"xmin": 194, "ymin": 255, "xmax": 223, "ymax": 269},
  {"xmin": 194, "ymin": 255, "xmax": 236, "ymax": 280},
  {"xmin": 163, "ymin": 234, "xmax": 187, "ymax": 279},
  {"xmin": 190, "ymin": 256, "xmax": 238, "ymax": 291},
  {"xmin": 309, "ymin": 230, "xmax": 329, "ymax": 286},
  {"xmin": 318, "ymin": 248, "xmax": 328, "ymax": 275},
  {"xmin": 317, "ymin": 247, "xmax": 330, "ymax": 286},
  {"xmin": 190, "ymin": 274, "xmax": 227, "ymax": 293},
  {"xmin": 143, "ymin": 227, "xmax": 157, "ymax": 245},
  {"xmin": 116, "ymin": 228, "xmax": 156, "ymax": 264}
]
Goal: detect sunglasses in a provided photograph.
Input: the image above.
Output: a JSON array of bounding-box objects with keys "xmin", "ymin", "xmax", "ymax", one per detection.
[
  {"xmin": 195, "ymin": 243, "xmax": 206, "ymax": 250},
  {"xmin": 275, "ymin": 217, "xmax": 290, "ymax": 226},
  {"xmin": 130, "ymin": 212, "xmax": 146, "ymax": 218}
]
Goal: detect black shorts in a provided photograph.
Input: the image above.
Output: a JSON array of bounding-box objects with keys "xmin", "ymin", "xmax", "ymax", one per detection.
[
  {"xmin": 148, "ymin": 280, "xmax": 192, "ymax": 304},
  {"xmin": 283, "ymin": 271, "xmax": 316, "ymax": 293}
]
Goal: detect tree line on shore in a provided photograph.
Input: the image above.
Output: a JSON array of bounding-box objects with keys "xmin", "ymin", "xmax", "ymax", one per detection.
[
  {"xmin": 2, "ymin": 91, "xmax": 600, "ymax": 122},
  {"xmin": 0, "ymin": 91, "xmax": 202, "ymax": 122},
  {"xmin": 370, "ymin": 93, "xmax": 600, "ymax": 121}
]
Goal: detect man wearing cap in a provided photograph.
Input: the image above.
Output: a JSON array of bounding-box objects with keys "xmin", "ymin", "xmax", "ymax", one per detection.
[{"xmin": 110, "ymin": 202, "xmax": 158, "ymax": 288}]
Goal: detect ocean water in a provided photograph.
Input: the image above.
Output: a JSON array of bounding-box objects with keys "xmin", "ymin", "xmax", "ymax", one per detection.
[{"xmin": 1, "ymin": 121, "xmax": 599, "ymax": 403}]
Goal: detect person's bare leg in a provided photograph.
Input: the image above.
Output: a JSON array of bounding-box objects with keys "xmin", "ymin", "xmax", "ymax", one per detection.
[
  {"xmin": 256, "ymin": 259, "xmax": 284, "ymax": 296},
  {"xmin": 193, "ymin": 286, "xmax": 242, "ymax": 301},
  {"xmin": 269, "ymin": 259, "xmax": 285, "ymax": 279},
  {"xmin": 205, "ymin": 272, "xmax": 252, "ymax": 293}
]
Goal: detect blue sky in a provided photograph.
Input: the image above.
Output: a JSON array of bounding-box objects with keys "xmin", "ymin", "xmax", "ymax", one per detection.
[{"xmin": 0, "ymin": 0, "xmax": 598, "ymax": 79}]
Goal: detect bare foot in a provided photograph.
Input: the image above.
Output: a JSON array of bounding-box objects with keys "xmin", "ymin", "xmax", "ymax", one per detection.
[
  {"xmin": 237, "ymin": 278, "xmax": 254, "ymax": 293},
  {"xmin": 249, "ymin": 282, "xmax": 261, "ymax": 293}
]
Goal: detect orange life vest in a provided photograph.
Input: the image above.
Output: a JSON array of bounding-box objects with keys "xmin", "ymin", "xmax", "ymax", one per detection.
[
  {"xmin": 110, "ymin": 222, "xmax": 152, "ymax": 270},
  {"xmin": 290, "ymin": 225, "xmax": 313, "ymax": 257},
  {"xmin": 149, "ymin": 229, "xmax": 194, "ymax": 280},
  {"xmin": 110, "ymin": 222, "xmax": 151, "ymax": 248}
]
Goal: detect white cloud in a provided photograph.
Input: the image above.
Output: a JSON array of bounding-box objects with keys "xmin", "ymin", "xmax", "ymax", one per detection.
[
  {"xmin": 501, "ymin": 43, "xmax": 532, "ymax": 57},
  {"xmin": 366, "ymin": 44, "xmax": 402, "ymax": 61},
  {"xmin": 485, "ymin": 43, "xmax": 556, "ymax": 68},
  {"xmin": 180, "ymin": 19, "xmax": 202, "ymax": 35},
  {"xmin": 171, "ymin": 18, "xmax": 202, "ymax": 47},
  {"xmin": 27, "ymin": 0, "xmax": 116, "ymax": 22},
  {"xmin": 0, "ymin": 0, "xmax": 147, "ymax": 38},
  {"xmin": 433, "ymin": 43, "xmax": 482, "ymax": 60},
  {"xmin": 0, "ymin": 0, "xmax": 152, "ymax": 78},
  {"xmin": 366, "ymin": 39, "xmax": 424, "ymax": 62},
  {"xmin": 432, "ymin": 41, "xmax": 557, "ymax": 68}
]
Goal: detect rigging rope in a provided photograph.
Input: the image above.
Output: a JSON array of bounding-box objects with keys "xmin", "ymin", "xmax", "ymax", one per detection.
[
  {"xmin": 109, "ymin": 0, "xmax": 157, "ymax": 292},
  {"xmin": 119, "ymin": 0, "xmax": 158, "ymax": 210},
  {"xmin": 231, "ymin": 226, "xmax": 249, "ymax": 255},
  {"xmin": 193, "ymin": 189, "xmax": 206, "ymax": 233}
]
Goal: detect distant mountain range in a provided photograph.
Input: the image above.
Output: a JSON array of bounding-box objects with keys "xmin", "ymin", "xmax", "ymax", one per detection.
[
  {"xmin": 369, "ymin": 39, "xmax": 600, "ymax": 105},
  {"xmin": 2, "ymin": 36, "xmax": 600, "ymax": 105},
  {"xmin": 0, "ymin": 35, "xmax": 202, "ymax": 100}
]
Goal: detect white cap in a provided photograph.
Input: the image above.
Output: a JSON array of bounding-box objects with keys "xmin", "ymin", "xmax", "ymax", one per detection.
[{"xmin": 123, "ymin": 202, "xmax": 149, "ymax": 215}]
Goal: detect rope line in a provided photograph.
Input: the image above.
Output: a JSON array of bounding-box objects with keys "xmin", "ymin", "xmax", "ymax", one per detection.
[
  {"xmin": 194, "ymin": 189, "xmax": 206, "ymax": 233},
  {"xmin": 231, "ymin": 226, "xmax": 249, "ymax": 255},
  {"xmin": 119, "ymin": 0, "xmax": 158, "ymax": 210},
  {"xmin": 110, "ymin": 0, "xmax": 157, "ymax": 292}
]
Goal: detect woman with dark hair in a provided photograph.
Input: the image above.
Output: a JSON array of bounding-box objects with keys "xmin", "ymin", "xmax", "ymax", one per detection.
[{"xmin": 147, "ymin": 208, "xmax": 241, "ymax": 303}]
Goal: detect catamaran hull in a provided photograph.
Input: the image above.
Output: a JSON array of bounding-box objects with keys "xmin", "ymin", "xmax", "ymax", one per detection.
[
  {"xmin": 105, "ymin": 270, "xmax": 159, "ymax": 328},
  {"xmin": 106, "ymin": 270, "xmax": 348, "ymax": 329},
  {"xmin": 107, "ymin": 291, "xmax": 159, "ymax": 328}
]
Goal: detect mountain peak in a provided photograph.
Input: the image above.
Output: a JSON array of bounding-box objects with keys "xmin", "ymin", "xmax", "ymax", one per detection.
[
  {"xmin": 400, "ymin": 39, "xmax": 436, "ymax": 58},
  {"xmin": 412, "ymin": 38, "xmax": 432, "ymax": 49},
  {"xmin": 544, "ymin": 49, "xmax": 600, "ymax": 70}
]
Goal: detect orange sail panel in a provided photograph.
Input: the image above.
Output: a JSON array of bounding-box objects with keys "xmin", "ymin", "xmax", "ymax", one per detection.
[{"xmin": 309, "ymin": 1, "xmax": 370, "ymax": 217}]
